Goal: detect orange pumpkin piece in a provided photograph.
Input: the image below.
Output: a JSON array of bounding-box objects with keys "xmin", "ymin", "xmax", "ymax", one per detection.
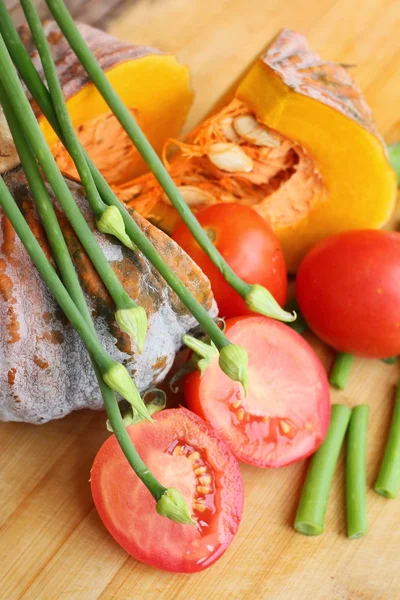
[
  {"xmin": 21, "ymin": 20, "xmax": 193, "ymax": 183},
  {"xmin": 113, "ymin": 29, "xmax": 397, "ymax": 271}
]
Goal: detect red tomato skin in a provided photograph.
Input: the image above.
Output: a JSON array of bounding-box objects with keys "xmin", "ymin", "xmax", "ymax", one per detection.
[
  {"xmin": 172, "ymin": 203, "xmax": 288, "ymax": 318},
  {"xmin": 184, "ymin": 316, "xmax": 331, "ymax": 468},
  {"xmin": 296, "ymin": 230, "xmax": 400, "ymax": 358},
  {"xmin": 91, "ymin": 408, "xmax": 244, "ymax": 573}
]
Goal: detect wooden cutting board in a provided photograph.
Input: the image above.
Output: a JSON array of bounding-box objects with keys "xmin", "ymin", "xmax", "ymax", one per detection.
[{"xmin": 1, "ymin": 1, "xmax": 400, "ymax": 598}]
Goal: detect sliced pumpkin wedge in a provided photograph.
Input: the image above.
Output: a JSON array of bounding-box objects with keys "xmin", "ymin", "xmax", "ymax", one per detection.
[
  {"xmin": 23, "ymin": 21, "xmax": 193, "ymax": 183},
  {"xmin": 115, "ymin": 29, "xmax": 396, "ymax": 271}
]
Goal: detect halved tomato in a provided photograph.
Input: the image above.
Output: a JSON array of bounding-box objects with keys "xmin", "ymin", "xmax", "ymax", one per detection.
[
  {"xmin": 91, "ymin": 407, "xmax": 244, "ymax": 573},
  {"xmin": 184, "ymin": 316, "xmax": 330, "ymax": 467}
]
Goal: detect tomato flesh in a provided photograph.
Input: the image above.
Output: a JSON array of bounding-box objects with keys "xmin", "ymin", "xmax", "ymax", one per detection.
[
  {"xmin": 91, "ymin": 408, "xmax": 243, "ymax": 573},
  {"xmin": 296, "ymin": 230, "xmax": 400, "ymax": 358},
  {"xmin": 184, "ymin": 316, "xmax": 330, "ymax": 467},
  {"xmin": 172, "ymin": 203, "xmax": 288, "ymax": 318}
]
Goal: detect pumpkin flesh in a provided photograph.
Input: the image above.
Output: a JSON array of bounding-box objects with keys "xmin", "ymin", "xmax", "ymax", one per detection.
[{"xmin": 112, "ymin": 29, "xmax": 396, "ymax": 271}]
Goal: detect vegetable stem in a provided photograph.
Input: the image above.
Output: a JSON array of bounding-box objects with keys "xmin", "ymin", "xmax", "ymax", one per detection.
[
  {"xmin": 0, "ymin": 33, "xmax": 146, "ymax": 349},
  {"xmin": 0, "ymin": 83, "xmax": 169, "ymax": 503},
  {"xmin": 44, "ymin": 0, "xmax": 295, "ymax": 324},
  {"xmin": 0, "ymin": 13, "xmax": 247, "ymax": 382},
  {"xmin": 346, "ymin": 405, "xmax": 369, "ymax": 539},
  {"xmin": 0, "ymin": 167, "xmax": 149, "ymax": 420},
  {"xmin": 20, "ymin": 0, "xmax": 134, "ymax": 252},
  {"xmin": 388, "ymin": 143, "xmax": 400, "ymax": 186},
  {"xmin": 294, "ymin": 404, "xmax": 351, "ymax": 536},
  {"xmin": 374, "ymin": 381, "xmax": 400, "ymax": 499},
  {"xmin": 329, "ymin": 352, "xmax": 354, "ymax": 390}
]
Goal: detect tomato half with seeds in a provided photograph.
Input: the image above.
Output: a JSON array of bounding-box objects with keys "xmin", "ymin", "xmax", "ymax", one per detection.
[
  {"xmin": 172, "ymin": 203, "xmax": 288, "ymax": 318},
  {"xmin": 91, "ymin": 407, "xmax": 243, "ymax": 573},
  {"xmin": 184, "ymin": 316, "xmax": 330, "ymax": 468}
]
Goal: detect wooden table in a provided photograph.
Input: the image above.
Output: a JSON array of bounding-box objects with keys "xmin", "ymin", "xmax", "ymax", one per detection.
[{"xmin": 1, "ymin": 1, "xmax": 400, "ymax": 598}]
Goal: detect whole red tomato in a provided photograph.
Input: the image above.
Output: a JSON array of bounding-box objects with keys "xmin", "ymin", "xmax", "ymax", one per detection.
[
  {"xmin": 172, "ymin": 203, "xmax": 288, "ymax": 318},
  {"xmin": 296, "ymin": 230, "xmax": 400, "ymax": 358}
]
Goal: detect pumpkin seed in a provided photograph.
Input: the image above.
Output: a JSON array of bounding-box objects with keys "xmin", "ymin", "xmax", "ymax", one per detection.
[
  {"xmin": 219, "ymin": 116, "xmax": 241, "ymax": 143},
  {"xmin": 163, "ymin": 186, "xmax": 215, "ymax": 207},
  {"xmin": 233, "ymin": 114, "xmax": 280, "ymax": 148},
  {"xmin": 207, "ymin": 142, "xmax": 253, "ymax": 173}
]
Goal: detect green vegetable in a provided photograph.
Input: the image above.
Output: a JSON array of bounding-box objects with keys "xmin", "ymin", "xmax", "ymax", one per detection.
[
  {"xmin": 0, "ymin": 165, "xmax": 150, "ymax": 421},
  {"xmin": 329, "ymin": 352, "xmax": 354, "ymax": 390},
  {"xmin": 388, "ymin": 143, "xmax": 400, "ymax": 186},
  {"xmin": 285, "ymin": 297, "xmax": 308, "ymax": 334},
  {"xmin": 19, "ymin": 0, "xmax": 134, "ymax": 250},
  {"xmin": 0, "ymin": 33, "xmax": 147, "ymax": 352},
  {"xmin": 375, "ymin": 381, "xmax": 400, "ymax": 498},
  {"xmin": 0, "ymin": 10, "xmax": 248, "ymax": 384},
  {"xmin": 346, "ymin": 405, "xmax": 369, "ymax": 539},
  {"xmin": 44, "ymin": 0, "xmax": 295, "ymax": 325},
  {"xmin": 0, "ymin": 82, "xmax": 195, "ymax": 521},
  {"xmin": 382, "ymin": 356, "xmax": 398, "ymax": 365},
  {"xmin": 294, "ymin": 404, "xmax": 351, "ymax": 536}
]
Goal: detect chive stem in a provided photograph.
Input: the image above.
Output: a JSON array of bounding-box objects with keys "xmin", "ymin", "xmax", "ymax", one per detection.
[
  {"xmin": 20, "ymin": 0, "xmax": 134, "ymax": 252},
  {"xmin": 20, "ymin": 0, "xmax": 105, "ymax": 217},
  {"xmin": 346, "ymin": 405, "xmax": 369, "ymax": 539},
  {"xmin": 0, "ymin": 167, "xmax": 150, "ymax": 419},
  {"xmin": 329, "ymin": 352, "xmax": 354, "ymax": 390},
  {"xmin": 0, "ymin": 83, "xmax": 168, "ymax": 501},
  {"xmin": 0, "ymin": 33, "xmax": 145, "ymax": 346},
  {"xmin": 294, "ymin": 404, "xmax": 351, "ymax": 536},
  {"xmin": 374, "ymin": 381, "xmax": 400, "ymax": 499},
  {"xmin": 388, "ymin": 143, "xmax": 400, "ymax": 186},
  {"xmin": 44, "ymin": 0, "xmax": 294, "ymax": 324},
  {"xmin": 0, "ymin": 12, "xmax": 247, "ymax": 381}
]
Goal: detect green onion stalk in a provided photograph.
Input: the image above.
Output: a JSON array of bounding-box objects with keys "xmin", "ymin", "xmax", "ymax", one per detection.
[
  {"xmin": 0, "ymin": 34, "xmax": 147, "ymax": 353},
  {"xmin": 375, "ymin": 381, "xmax": 400, "ymax": 499},
  {"xmin": 388, "ymin": 143, "xmax": 400, "ymax": 186},
  {"xmin": 0, "ymin": 11, "xmax": 248, "ymax": 389},
  {"xmin": 294, "ymin": 404, "xmax": 351, "ymax": 536},
  {"xmin": 329, "ymin": 352, "xmax": 354, "ymax": 390},
  {"xmin": 346, "ymin": 405, "xmax": 369, "ymax": 539},
  {"xmin": 0, "ymin": 101, "xmax": 193, "ymax": 524},
  {"xmin": 43, "ymin": 0, "xmax": 295, "ymax": 325},
  {"xmin": 19, "ymin": 0, "xmax": 134, "ymax": 252}
]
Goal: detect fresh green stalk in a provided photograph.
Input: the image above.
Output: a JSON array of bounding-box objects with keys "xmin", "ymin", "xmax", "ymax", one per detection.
[
  {"xmin": 294, "ymin": 404, "xmax": 351, "ymax": 536},
  {"xmin": 382, "ymin": 356, "xmax": 397, "ymax": 365},
  {"xmin": 388, "ymin": 143, "xmax": 400, "ymax": 186},
  {"xmin": 346, "ymin": 405, "xmax": 369, "ymax": 539},
  {"xmin": 375, "ymin": 381, "xmax": 400, "ymax": 499},
  {"xmin": 19, "ymin": 0, "xmax": 134, "ymax": 251},
  {"xmin": 1, "ymin": 92, "xmax": 194, "ymax": 524},
  {"xmin": 285, "ymin": 297, "xmax": 308, "ymax": 334},
  {"xmin": 0, "ymin": 33, "xmax": 146, "ymax": 351},
  {"xmin": 329, "ymin": 352, "xmax": 354, "ymax": 390},
  {"xmin": 0, "ymin": 15, "xmax": 248, "ymax": 389},
  {"xmin": 0, "ymin": 170, "xmax": 150, "ymax": 421},
  {"xmin": 44, "ymin": 0, "xmax": 295, "ymax": 324}
]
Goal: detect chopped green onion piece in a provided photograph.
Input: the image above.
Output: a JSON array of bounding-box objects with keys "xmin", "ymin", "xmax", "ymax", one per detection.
[
  {"xmin": 295, "ymin": 404, "xmax": 351, "ymax": 536},
  {"xmin": 329, "ymin": 352, "xmax": 354, "ymax": 390},
  {"xmin": 346, "ymin": 405, "xmax": 369, "ymax": 539},
  {"xmin": 382, "ymin": 356, "xmax": 398, "ymax": 365},
  {"xmin": 388, "ymin": 143, "xmax": 400, "ymax": 186},
  {"xmin": 375, "ymin": 382, "xmax": 400, "ymax": 498}
]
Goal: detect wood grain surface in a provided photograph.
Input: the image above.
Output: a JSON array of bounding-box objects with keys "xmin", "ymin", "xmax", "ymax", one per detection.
[{"xmin": 1, "ymin": 1, "xmax": 400, "ymax": 598}]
